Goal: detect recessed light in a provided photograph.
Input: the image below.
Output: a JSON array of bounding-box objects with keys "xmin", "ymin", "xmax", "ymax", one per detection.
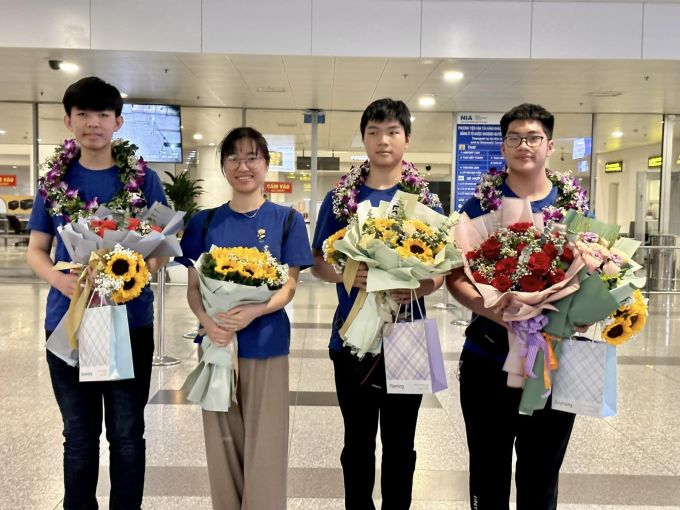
[
  {"xmin": 410, "ymin": 116, "xmax": 416, "ymax": 122},
  {"xmin": 120, "ymin": 92, "xmax": 129, "ymax": 98},
  {"xmin": 585, "ymin": 90, "xmax": 622, "ymax": 97},
  {"xmin": 37, "ymin": 138, "xmax": 42, "ymax": 142},
  {"xmin": 180, "ymin": 125, "xmax": 184, "ymax": 129},
  {"xmin": 256, "ymin": 86, "xmax": 287, "ymax": 93},
  {"xmin": 59, "ymin": 62, "xmax": 79, "ymax": 73},
  {"xmin": 192, "ymin": 133, "xmax": 203, "ymax": 140},
  {"xmin": 444, "ymin": 71, "xmax": 464, "ymax": 82},
  {"xmin": 0, "ymin": 129, "xmax": 5, "ymax": 135},
  {"xmin": 12, "ymin": 165, "xmax": 17, "ymax": 169},
  {"xmin": 208, "ymin": 142, "xmax": 215, "ymax": 147},
  {"xmin": 611, "ymin": 131, "xmax": 624, "ymax": 138},
  {"xmin": 418, "ymin": 96, "xmax": 435, "ymax": 108}
]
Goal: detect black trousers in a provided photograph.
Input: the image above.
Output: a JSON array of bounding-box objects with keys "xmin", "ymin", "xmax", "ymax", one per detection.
[
  {"xmin": 459, "ymin": 348, "xmax": 575, "ymax": 510},
  {"xmin": 331, "ymin": 348, "xmax": 422, "ymax": 510}
]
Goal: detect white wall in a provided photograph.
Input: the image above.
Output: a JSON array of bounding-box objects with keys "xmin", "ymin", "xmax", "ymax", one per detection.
[{"xmin": 3, "ymin": 1, "xmax": 680, "ymax": 60}]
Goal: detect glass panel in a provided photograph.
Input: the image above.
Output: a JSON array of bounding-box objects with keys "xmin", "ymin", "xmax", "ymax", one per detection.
[
  {"xmin": 549, "ymin": 113, "xmax": 593, "ymax": 200},
  {"xmin": 593, "ymin": 114, "xmax": 664, "ymax": 241}
]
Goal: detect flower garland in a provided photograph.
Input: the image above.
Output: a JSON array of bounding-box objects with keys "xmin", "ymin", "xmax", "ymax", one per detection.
[
  {"xmin": 331, "ymin": 160, "xmax": 441, "ymax": 222},
  {"xmin": 474, "ymin": 167, "xmax": 589, "ymax": 222},
  {"xmin": 38, "ymin": 138, "xmax": 148, "ymax": 222}
]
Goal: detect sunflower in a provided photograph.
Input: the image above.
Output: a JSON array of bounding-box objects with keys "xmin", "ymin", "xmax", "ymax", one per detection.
[
  {"xmin": 111, "ymin": 269, "xmax": 149, "ymax": 303},
  {"xmin": 602, "ymin": 317, "xmax": 633, "ymax": 345},
  {"xmin": 403, "ymin": 219, "xmax": 433, "ymax": 237},
  {"xmin": 626, "ymin": 301, "xmax": 648, "ymax": 336},
  {"xmin": 214, "ymin": 257, "xmax": 243, "ymax": 276},
  {"xmin": 241, "ymin": 262, "xmax": 266, "ymax": 280},
  {"xmin": 396, "ymin": 238, "xmax": 434, "ymax": 263},
  {"xmin": 105, "ymin": 252, "xmax": 138, "ymax": 281},
  {"xmin": 373, "ymin": 218, "xmax": 396, "ymax": 233}
]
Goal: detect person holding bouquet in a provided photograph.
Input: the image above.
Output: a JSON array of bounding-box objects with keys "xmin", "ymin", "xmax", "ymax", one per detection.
[
  {"xmin": 176, "ymin": 127, "xmax": 313, "ymax": 509},
  {"xmin": 446, "ymin": 103, "xmax": 590, "ymax": 510},
  {"xmin": 26, "ymin": 77, "xmax": 169, "ymax": 509},
  {"xmin": 312, "ymin": 98, "xmax": 444, "ymax": 510}
]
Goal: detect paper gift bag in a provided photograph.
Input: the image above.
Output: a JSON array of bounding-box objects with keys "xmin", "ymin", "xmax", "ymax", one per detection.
[
  {"xmin": 551, "ymin": 338, "xmax": 616, "ymax": 417},
  {"xmin": 383, "ymin": 318, "xmax": 447, "ymax": 394},
  {"xmin": 78, "ymin": 305, "xmax": 135, "ymax": 382}
]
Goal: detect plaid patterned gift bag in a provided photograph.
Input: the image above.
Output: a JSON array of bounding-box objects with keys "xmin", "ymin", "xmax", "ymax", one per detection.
[
  {"xmin": 382, "ymin": 306, "xmax": 447, "ymax": 394},
  {"xmin": 78, "ymin": 304, "xmax": 135, "ymax": 382},
  {"xmin": 551, "ymin": 338, "xmax": 617, "ymax": 417}
]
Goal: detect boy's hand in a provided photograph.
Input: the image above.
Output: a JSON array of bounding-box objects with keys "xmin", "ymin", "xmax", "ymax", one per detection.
[
  {"xmin": 351, "ymin": 262, "xmax": 369, "ymax": 290},
  {"xmin": 574, "ymin": 324, "xmax": 591, "ymax": 333},
  {"xmin": 53, "ymin": 272, "xmax": 80, "ymax": 298}
]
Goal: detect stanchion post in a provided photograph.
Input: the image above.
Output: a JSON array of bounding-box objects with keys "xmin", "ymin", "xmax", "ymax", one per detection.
[{"xmin": 153, "ymin": 268, "xmax": 180, "ymax": 366}]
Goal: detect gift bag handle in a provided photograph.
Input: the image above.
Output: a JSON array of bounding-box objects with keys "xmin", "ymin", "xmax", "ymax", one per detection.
[{"xmin": 393, "ymin": 289, "xmax": 423, "ymax": 325}]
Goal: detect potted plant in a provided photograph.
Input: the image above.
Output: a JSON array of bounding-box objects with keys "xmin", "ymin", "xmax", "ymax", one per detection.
[{"xmin": 162, "ymin": 170, "xmax": 205, "ymax": 226}]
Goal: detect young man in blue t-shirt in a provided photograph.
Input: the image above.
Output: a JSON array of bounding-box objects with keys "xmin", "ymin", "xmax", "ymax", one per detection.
[
  {"xmin": 312, "ymin": 98, "xmax": 443, "ymax": 509},
  {"xmin": 447, "ymin": 104, "xmax": 581, "ymax": 510},
  {"xmin": 27, "ymin": 77, "xmax": 168, "ymax": 509}
]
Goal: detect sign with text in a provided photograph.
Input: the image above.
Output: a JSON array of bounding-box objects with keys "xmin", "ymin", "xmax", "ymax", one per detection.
[
  {"xmin": 648, "ymin": 155, "xmax": 662, "ymax": 168},
  {"xmin": 0, "ymin": 175, "xmax": 17, "ymax": 187},
  {"xmin": 454, "ymin": 113, "xmax": 505, "ymax": 211},
  {"xmin": 604, "ymin": 161, "xmax": 623, "ymax": 173},
  {"xmin": 264, "ymin": 181, "xmax": 293, "ymax": 194}
]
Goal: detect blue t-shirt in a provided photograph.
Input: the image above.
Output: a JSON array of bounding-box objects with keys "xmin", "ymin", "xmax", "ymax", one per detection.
[
  {"xmin": 176, "ymin": 200, "xmax": 314, "ymax": 359},
  {"xmin": 460, "ymin": 180, "xmax": 560, "ymax": 362},
  {"xmin": 312, "ymin": 184, "xmax": 444, "ymax": 352},
  {"xmin": 28, "ymin": 159, "xmax": 168, "ymax": 332}
]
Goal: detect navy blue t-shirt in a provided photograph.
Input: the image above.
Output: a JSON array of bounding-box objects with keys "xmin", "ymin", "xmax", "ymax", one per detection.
[
  {"xmin": 177, "ymin": 200, "xmax": 314, "ymax": 359},
  {"xmin": 460, "ymin": 180, "xmax": 559, "ymax": 362},
  {"xmin": 28, "ymin": 159, "xmax": 168, "ymax": 332},
  {"xmin": 312, "ymin": 184, "xmax": 444, "ymax": 352}
]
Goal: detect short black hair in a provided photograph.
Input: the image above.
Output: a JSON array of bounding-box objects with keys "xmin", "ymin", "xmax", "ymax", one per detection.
[
  {"xmin": 500, "ymin": 103, "xmax": 554, "ymax": 139},
  {"xmin": 62, "ymin": 76, "xmax": 124, "ymax": 117},
  {"xmin": 219, "ymin": 127, "xmax": 270, "ymax": 166},
  {"xmin": 360, "ymin": 98, "xmax": 412, "ymax": 138}
]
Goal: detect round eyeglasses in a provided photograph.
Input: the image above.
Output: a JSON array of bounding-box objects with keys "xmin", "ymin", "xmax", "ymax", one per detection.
[
  {"xmin": 224, "ymin": 155, "xmax": 265, "ymax": 169},
  {"xmin": 503, "ymin": 135, "xmax": 545, "ymax": 148}
]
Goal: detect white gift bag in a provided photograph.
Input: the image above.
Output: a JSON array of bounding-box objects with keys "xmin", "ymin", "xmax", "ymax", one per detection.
[{"xmin": 78, "ymin": 304, "xmax": 135, "ymax": 382}]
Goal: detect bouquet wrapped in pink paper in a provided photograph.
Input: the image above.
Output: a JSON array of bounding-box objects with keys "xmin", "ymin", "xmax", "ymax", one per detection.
[{"xmin": 454, "ymin": 197, "xmax": 585, "ymax": 396}]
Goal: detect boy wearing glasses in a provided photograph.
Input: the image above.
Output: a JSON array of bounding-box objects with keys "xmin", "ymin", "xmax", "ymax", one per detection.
[{"xmin": 446, "ymin": 104, "xmax": 578, "ymax": 510}]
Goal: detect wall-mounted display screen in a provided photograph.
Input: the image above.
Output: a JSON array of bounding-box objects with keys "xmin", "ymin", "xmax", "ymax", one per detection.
[{"xmin": 119, "ymin": 104, "xmax": 182, "ymax": 163}]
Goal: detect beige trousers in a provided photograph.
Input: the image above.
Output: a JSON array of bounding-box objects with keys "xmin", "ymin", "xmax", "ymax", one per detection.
[{"xmin": 202, "ymin": 355, "xmax": 289, "ymax": 510}]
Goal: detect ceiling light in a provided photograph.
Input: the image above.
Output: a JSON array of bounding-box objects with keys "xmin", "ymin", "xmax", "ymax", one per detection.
[
  {"xmin": 418, "ymin": 96, "xmax": 435, "ymax": 108},
  {"xmin": 611, "ymin": 131, "xmax": 624, "ymax": 138},
  {"xmin": 256, "ymin": 86, "xmax": 287, "ymax": 93},
  {"xmin": 12, "ymin": 165, "xmax": 17, "ymax": 169},
  {"xmin": 180, "ymin": 125, "xmax": 184, "ymax": 129},
  {"xmin": 585, "ymin": 90, "xmax": 622, "ymax": 97},
  {"xmin": 0, "ymin": 129, "xmax": 5, "ymax": 135},
  {"xmin": 120, "ymin": 92, "xmax": 129, "ymax": 98},
  {"xmin": 59, "ymin": 62, "xmax": 79, "ymax": 73},
  {"xmin": 192, "ymin": 133, "xmax": 203, "ymax": 141},
  {"xmin": 410, "ymin": 116, "xmax": 416, "ymax": 122},
  {"xmin": 444, "ymin": 71, "xmax": 464, "ymax": 82},
  {"xmin": 208, "ymin": 142, "xmax": 215, "ymax": 147},
  {"xmin": 37, "ymin": 138, "xmax": 42, "ymax": 142}
]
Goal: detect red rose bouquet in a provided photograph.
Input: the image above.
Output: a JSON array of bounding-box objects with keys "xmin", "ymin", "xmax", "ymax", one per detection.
[{"xmin": 454, "ymin": 197, "xmax": 585, "ymax": 392}]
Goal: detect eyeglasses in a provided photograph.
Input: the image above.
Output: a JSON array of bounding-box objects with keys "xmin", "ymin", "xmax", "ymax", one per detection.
[
  {"xmin": 224, "ymin": 155, "xmax": 264, "ymax": 169},
  {"xmin": 503, "ymin": 135, "xmax": 545, "ymax": 148}
]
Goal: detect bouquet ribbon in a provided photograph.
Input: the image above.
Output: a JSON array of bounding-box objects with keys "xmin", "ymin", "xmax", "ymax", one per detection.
[
  {"xmin": 507, "ymin": 315, "xmax": 559, "ymax": 396},
  {"xmin": 54, "ymin": 250, "xmax": 107, "ymax": 349}
]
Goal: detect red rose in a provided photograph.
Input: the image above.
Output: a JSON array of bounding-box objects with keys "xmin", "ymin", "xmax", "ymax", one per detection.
[
  {"xmin": 547, "ymin": 268, "xmax": 566, "ymax": 285},
  {"xmin": 560, "ymin": 245, "xmax": 575, "ymax": 264},
  {"xmin": 495, "ymin": 257, "xmax": 518, "ymax": 275},
  {"xmin": 508, "ymin": 222, "xmax": 533, "ymax": 233},
  {"xmin": 515, "ymin": 242, "xmax": 528, "ymax": 255},
  {"xmin": 466, "ymin": 250, "xmax": 480, "ymax": 260},
  {"xmin": 127, "ymin": 217, "xmax": 141, "ymax": 230},
  {"xmin": 491, "ymin": 275, "xmax": 513, "ymax": 292},
  {"xmin": 528, "ymin": 251, "xmax": 552, "ymax": 275},
  {"xmin": 542, "ymin": 242, "xmax": 558, "ymax": 259},
  {"xmin": 519, "ymin": 275, "xmax": 547, "ymax": 292},
  {"xmin": 472, "ymin": 271, "xmax": 490, "ymax": 284},
  {"xmin": 480, "ymin": 237, "xmax": 502, "ymax": 260},
  {"xmin": 151, "ymin": 225, "xmax": 162, "ymax": 232}
]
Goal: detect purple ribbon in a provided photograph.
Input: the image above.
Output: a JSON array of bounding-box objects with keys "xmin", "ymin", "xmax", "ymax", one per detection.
[{"xmin": 511, "ymin": 314, "xmax": 549, "ymax": 380}]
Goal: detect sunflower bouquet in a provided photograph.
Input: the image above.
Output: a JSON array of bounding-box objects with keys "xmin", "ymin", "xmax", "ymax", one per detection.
[
  {"xmin": 325, "ymin": 190, "xmax": 462, "ymax": 357},
  {"xmin": 182, "ymin": 245, "xmax": 289, "ymax": 412},
  {"xmin": 92, "ymin": 244, "xmax": 150, "ymax": 304}
]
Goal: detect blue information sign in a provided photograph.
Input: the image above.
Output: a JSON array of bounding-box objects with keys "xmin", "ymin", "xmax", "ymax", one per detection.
[{"xmin": 454, "ymin": 113, "xmax": 505, "ymax": 211}]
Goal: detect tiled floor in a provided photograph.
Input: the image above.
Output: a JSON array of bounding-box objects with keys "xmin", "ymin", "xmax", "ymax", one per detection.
[{"xmin": 1, "ymin": 246, "xmax": 680, "ymax": 509}]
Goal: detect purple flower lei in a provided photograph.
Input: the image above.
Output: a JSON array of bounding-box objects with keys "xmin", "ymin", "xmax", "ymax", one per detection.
[
  {"xmin": 474, "ymin": 167, "xmax": 589, "ymax": 222},
  {"xmin": 331, "ymin": 160, "xmax": 442, "ymax": 222},
  {"xmin": 37, "ymin": 138, "xmax": 148, "ymax": 221}
]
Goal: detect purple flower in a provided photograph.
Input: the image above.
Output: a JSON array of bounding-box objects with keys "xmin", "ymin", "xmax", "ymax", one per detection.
[
  {"xmin": 85, "ymin": 197, "xmax": 99, "ymax": 210},
  {"xmin": 125, "ymin": 177, "xmax": 140, "ymax": 192},
  {"xmin": 581, "ymin": 232, "xmax": 599, "ymax": 242},
  {"xmin": 131, "ymin": 198, "xmax": 146, "ymax": 208},
  {"xmin": 65, "ymin": 188, "xmax": 78, "ymax": 199},
  {"xmin": 63, "ymin": 214, "xmax": 71, "ymax": 223},
  {"xmin": 47, "ymin": 167, "xmax": 61, "ymax": 181},
  {"xmin": 38, "ymin": 187, "xmax": 48, "ymax": 198},
  {"xmin": 59, "ymin": 181, "xmax": 68, "ymax": 191}
]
